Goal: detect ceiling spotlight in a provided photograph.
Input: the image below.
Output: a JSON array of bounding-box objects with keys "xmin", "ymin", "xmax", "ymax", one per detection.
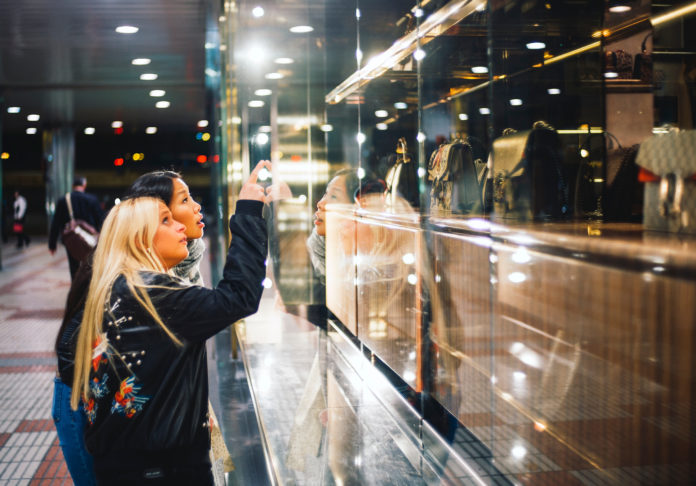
[
  {"xmin": 604, "ymin": 71, "xmax": 619, "ymax": 78},
  {"xmin": 479, "ymin": 107, "xmax": 491, "ymax": 115},
  {"xmin": 320, "ymin": 124, "xmax": 333, "ymax": 132},
  {"xmin": 608, "ymin": 1, "xmax": 632, "ymax": 13},
  {"xmin": 255, "ymin": 133, "xmax": 269, "ymax": 145},
  {"xmin": 140, "ymin": 73, "xmax": 158, "ymax": 80},
  {"xmin": 84, "ymin": 127, "xmax": 96, "ymax": 135},
  {"xmin": 254, "ymin": 89, "xmax": 272, "ymax": 96},
  {"xmin": 413, "ymin": 49, "xmax": 426, "ymax": 61},
  {"xmin": 376, "ymin": 123, "xmax": 388, "ymax": 131},
  {"xmin": 197, "ymin": 120, "xmax": 209, "ymax": 128},
  {"xmin": 252, "ymin": 6, "xmax": 265, "ymax": 17},
  {"xmin": 146, "ymin": 127, "xmax": 158, "ymax": 134},
  {"xmin": 458, "ymin": 113, "xmax": 468, "ymax": 121},
  {"xmin": 414, "ymin": 8, "xmax": 424, "ymax": 18},
  {"xmin": 111, "ymin": 121, "xmax": 123, "ymax": 128},
  {"xmin": 274, "ymin": 57, "xmax": 294, "ymax": 64},
  {"xmin": 248, "ymin": 100, "xmax": 265, "ymax": 107},
  {"xmin": 526, "ymin": 41, "xmax": 546, "ymax": 50},
  {"xmin": 155, "ymin": 101, "xmax": 170, "ymax": 108},
  {"xmin": 394, "ymin": 102, "xmax": 408, "ymax": 109},
  {"xmin": 471, "ymin": 65, "xmax": 488, "ymax": 74},
  {"xmin": 26, "ymin": 128, "xmax": 37, "ymax": 135},
  {"xmin": 27, "ymin": 114, "xmax": 40, "ymax": 122},
  {"xmin": 131, "ymin": 58, "xmax": 151, "ymax": 65},
  {"xmin": 264, "ymin": 72, "xmax": 283, "ymax": 80},
  {"xmin": 115, "ymin": 25, "xmax": 139, "ymax": 34},
  {"xmin": 547, "ymin": 88, "xmax": 561, "ymax": 95},
  {"xmin": 149, "ymin": 89, "xmax": 166, "ymax": 97},
  {"xmin": 509, "ymin": 98, "xmax": 523, "ymax": 106},
  {"xmin": 290, "ymin": 25, "xmax": 314, "ymax": 33},
  {"xmin": 375, "ymin": 110, "xmax": 389, "ymax": 118},
  {"xmin": 7, "ymin": 106, "xmax": 20, "ymax": 113}
]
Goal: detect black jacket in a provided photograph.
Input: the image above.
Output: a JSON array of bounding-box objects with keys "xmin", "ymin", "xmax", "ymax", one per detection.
[
  {"xmin": 49, "ymin": 190, "xmax": 105, "ymax": 251},
  {"xmin": 83, "ymin": 200, "xmax": 267, "ymax": 476}
]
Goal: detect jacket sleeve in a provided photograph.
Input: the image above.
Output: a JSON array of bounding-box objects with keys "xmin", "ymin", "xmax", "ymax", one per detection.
[{"xmin": 149, "ymin": 200, "xmax": 268, "ymax": 342}]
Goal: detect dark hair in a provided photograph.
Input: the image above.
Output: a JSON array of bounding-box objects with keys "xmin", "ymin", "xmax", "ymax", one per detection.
[
  {"xmin": 54, "ymin": 254, "xmax": 93, "ymax": 353},
  {"xmin": 73, "ymin": 176, "xmax": 87, "ymax": 187},
  {"xmin": 332, "ymin": 168, "xmax": 361, "ymax": 202},
  {"xmin": 125, "ymin": 171, "xmax": 181, "ymax": 205}
]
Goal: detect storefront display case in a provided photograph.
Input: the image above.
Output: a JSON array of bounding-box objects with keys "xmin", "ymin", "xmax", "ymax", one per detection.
[{"xmin": 224, "ymin": 1, "xmax": 696, "ymax": 483}]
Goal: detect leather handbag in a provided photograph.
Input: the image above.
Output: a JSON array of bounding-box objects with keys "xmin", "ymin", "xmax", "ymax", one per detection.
[
  {"xmin": 62, "ymin": 194, "xmax": 98, "ymax": 260},
  {"xmin": 492, "ymin": 125, "xmax": 570, "ymax": 221},
  {"xmin": 428, "ymin": 139, "xmax": 486, "ymax": 213},
  {"xmin": 636, "ymin": 130, "xmax": 696, "ymax": 234}
]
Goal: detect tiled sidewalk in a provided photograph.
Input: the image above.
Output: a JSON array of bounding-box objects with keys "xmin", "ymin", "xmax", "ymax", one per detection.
[{"xmin": 0, "ymin": 240, "xmax": 74, "ymax": 485}]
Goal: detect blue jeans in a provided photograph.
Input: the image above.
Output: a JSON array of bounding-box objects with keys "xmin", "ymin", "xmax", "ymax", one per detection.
[{"xmin": 52, "ymin": 377, "xmax": 97, "ymax": 486}]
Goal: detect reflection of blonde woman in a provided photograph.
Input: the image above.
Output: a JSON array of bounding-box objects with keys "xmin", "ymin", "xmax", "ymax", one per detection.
[{"xmin": 71, "ymin": 162, "xmax": 270, "ymax": 485}]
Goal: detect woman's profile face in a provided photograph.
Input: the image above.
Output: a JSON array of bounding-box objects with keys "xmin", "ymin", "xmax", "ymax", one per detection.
[
  {"xmin": 315, "ymin": 175, "xmax": 350, "ymax": 237},
  {"xmin": 152, "ymin": 201, "xmax": 189, "ymax": 269},
  {"xmin": 169, "ymin": 178, "xmax": 204, "ymax": 240}
]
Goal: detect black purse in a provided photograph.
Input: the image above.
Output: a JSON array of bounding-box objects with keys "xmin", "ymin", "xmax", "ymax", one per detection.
[{"xmin": 492, "ymin": 125, "xmax": 570, "ymax": 221}]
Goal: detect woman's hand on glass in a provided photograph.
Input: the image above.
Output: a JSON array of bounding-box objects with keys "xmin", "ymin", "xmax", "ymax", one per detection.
[{"xmin": 239, "ymin": 160, "xmax": 273, "ymax": 202}]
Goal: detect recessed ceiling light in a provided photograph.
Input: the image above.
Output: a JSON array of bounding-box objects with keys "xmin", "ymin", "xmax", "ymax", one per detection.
[
  {"xmin": 274, "ymin": 57, "xmax": 294, "ymax": 64},
  {"xmin": 26, "ymin": 128, "xmax": 37, "ymax": 135},
  {"xmin": 111, "ymin": 121, "xmax": 123, "ymax": 128},
  {"xmin": 264, "ymin": 72, "xmax": 283, "ymax": 80},
  {"xmin": 149, "ymin": 90, "xmax": 166, "ymax": 97},
  {"xmin": 197, "ymin": 120, "xmax": 209, "ymax": 128},
  {"xmin": 413, "ymin": 49, "xmax": 426, "ymax": 61},
  {"xmin": 115, "ymin": 25, "xmax": 139, "ymax": 34},
  {"xmin": 132, "ymin": 58, "xmax": 151, "ymax": 65},
  {"xmin": 319, "ymin": 124, "xmax": 333, "ymax": 132},
  {"xmin": 252, "ymin": 6, "xmax": 264, "ymax": 17},
  {"xmin": 290, "ymin": 25, "xmax": 314, "ymax": 33},
  {"xmin": 479, "ymin": 107, "xmax": 491, "ymax": 115},
  {"xmin": 155, "ymin": 101, "xmax": 170, "ymax": 108},
  {"xmin": 27, "ymin": 114, "xmax": 40, "ymax": 122},
  {"xmin": 146, "ymin": 126, "xmax": 158, "ymax": 134},
  {"xmin": 458, "ymin": 113, "xmax": 468, "ymax": 121},
  {"xmin": 375, "ymin": 110, "xmax": 389, "ymax": 118},
  {"xmin": 7, "ymin": 107, "xmax": 20, "ymax": 113},
  {"xmin": 526, "ymin": 41, "xmax": 546, "ymax": 50},
  {"xmin": 254, "ymin": 89, "xmax": 272, "ymax": 96},
  {"xmin": 248, "ymin": 100, "xmax": 265, "ymax": 108},
  {"xmin": 471, "ymin": 65, "xmax": 488, "ymax": 74},
  {"xmin": 140, "ymin": 73, "xmax": 158, "ymax": 81},
  {"xmin": 604, "ymin": 71, "xmax": 619, "ymax": 78},
  {"xmin": 84, "ymin": 127, "xmax": 96, "ymax": 135},
  {"xmin": 376, "ymin": 123, "xmax": 388, "ymax": 131},
  {"xmin": 394, "ymin": 102, "xmax": 408, "ymax": 109},
  {"xmin": 608, "ymin": 2, "xmax": 631, "ymax": 13},
  {"xmin": 547, "ymin": 88, "xmax": 561, "ymax": 95},
  {"xmin": 509, "ymin": 98, "xmax": 523, "ymax": 106}
]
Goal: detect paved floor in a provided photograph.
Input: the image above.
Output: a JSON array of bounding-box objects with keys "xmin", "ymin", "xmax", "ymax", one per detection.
[{"xmin": 0, "ymin": 239, "xmax": 74, "ymax": 485}]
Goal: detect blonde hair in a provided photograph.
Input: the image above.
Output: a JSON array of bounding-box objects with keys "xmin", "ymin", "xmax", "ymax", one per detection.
[{"xmin": 71, "ymin": 197, "xmax": 182, "ymax": 410}]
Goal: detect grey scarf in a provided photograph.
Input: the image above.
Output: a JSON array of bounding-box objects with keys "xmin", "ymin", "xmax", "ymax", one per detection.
[
  {"xmin": 173, "ymin": 238, "xmax": 206, "ymax": 286},
  {"xmin": 306, "ymin": 228, "xmax": 326, "ymax": 285}
]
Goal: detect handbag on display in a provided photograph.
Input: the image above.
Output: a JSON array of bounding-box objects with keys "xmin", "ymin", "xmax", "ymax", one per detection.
[
  {"xmin": 492, "ymin": 123, "xmax": 570, "ymax": 221},
  {"xmin": 427, "ymin": 138, "xmax": 486, "ymax": 213},
  {"xmin": 62, "ymin": 193, "xmax": 98, "ymax": 261},
  {"xmin": 385, "ymin": 137, "xmax": 420, "ymax": 208},
  {"xmin": 636, "ymin": 130, "xmax": 696, "ymax": 234}
]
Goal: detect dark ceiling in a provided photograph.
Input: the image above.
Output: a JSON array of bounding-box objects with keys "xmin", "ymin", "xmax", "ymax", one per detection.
[{"xmin": 0, "ymin": 0, "xmax": 209, "ymax": 135}]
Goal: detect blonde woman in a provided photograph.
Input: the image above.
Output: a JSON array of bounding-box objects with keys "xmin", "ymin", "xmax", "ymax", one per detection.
[{"xmin": 71, "ymin": 161, "xmax": 270, "ymax": 485}]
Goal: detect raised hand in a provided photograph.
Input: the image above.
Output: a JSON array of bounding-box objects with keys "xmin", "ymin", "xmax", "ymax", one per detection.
[{"xmin": 239, "ymin": 160, "xmax": 273, "ymax": 202}]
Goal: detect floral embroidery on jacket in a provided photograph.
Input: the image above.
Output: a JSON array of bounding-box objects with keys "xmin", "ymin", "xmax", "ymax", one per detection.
[{"xmin": 111, "ymin": 376, "xmax": 150, "ymax": 418}]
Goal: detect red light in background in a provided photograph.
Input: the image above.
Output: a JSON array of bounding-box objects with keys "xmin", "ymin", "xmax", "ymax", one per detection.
[
  {"xmin": 114, "ymin": 127, "xmax": 124, "ymax": 135},
  {"xmin": 291, "ymin": 155, "xmax": 302, "ymax": 162},
  {"xmin": 114, "ymin": 158, "xmax": 124, "ymax": 166},
  {"xmin": 196, "ymin": 155, "xmax": 207, "ymax": 163},
  {"xmin": 213, "ymin": 155, "xmax": 220, "ymax": 163}
]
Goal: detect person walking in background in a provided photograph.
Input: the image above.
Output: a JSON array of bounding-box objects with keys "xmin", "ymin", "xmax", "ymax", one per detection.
[
  {"xmin": 13, "ymin": 190, "xmax": 30, "ymax": 248},
  {"xmin": 49, "ymin": 176, "xmax": 105, "ymax": 278}
]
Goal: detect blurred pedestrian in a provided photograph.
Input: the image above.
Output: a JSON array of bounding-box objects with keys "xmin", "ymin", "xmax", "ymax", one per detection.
[
  {"xmin": 13, "ymin": 190, "xmax": 30, "ymax": 248},
  {"xmin": 49, "ymin": 176, "xmax": 105, "ymax": 278}
]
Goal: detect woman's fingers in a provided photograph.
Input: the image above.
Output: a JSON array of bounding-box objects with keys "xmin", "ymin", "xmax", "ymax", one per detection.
[{"xmin": 239, "ymin": 160, "xmax": 273, "ymax": 202}]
